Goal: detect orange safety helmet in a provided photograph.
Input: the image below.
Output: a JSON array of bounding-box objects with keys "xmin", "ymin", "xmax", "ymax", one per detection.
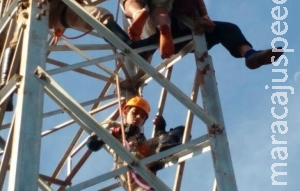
[{"xmin": 123, "ymin": 96, "xmax": 150, "ymax": 117}]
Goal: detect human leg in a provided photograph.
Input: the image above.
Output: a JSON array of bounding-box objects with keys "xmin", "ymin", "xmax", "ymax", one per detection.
[
  {"xmin": 148, "ymin": 0, "xmax": 174, "ymax": 59},
  {"xmin": 204, "ymin": 21, "xmax": 252, "ymax": 57},
  {"xmin": 123, "ymin": 0, "xmax": 149, "ymax": 41},
  {"xmin": 60, "ymin": 3, "xmax": 158, "ymax": 58},
  {"xmin": 63, "ymin": 4, "xmax": 114, "ymax": 31},
  {"xmin": 206, "ymin": 21, "xmax": 283, "ymax": 69}
]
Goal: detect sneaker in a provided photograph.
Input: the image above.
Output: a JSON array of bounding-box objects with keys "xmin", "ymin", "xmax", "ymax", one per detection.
[{"xmin": 246, "ymin": 47, "xmax": 283, "ymax": 69}]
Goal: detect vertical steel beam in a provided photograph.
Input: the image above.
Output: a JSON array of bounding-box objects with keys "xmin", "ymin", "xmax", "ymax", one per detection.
[
  {"xmin": 176, "ymin": 15, "xmax": 237, "ymax": 190},
  {"xmin": 8, "ymin": 0, "xmax": 48, "ymax": 190},
  {"xmin": 193, "ymin": 32, "xmax": 238, "ymax": 191}
]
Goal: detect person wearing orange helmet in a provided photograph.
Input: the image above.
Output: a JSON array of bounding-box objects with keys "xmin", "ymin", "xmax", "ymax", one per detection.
[{"xmin": 87, "ymin": 96, "xmax": 188, "ymax": 190}]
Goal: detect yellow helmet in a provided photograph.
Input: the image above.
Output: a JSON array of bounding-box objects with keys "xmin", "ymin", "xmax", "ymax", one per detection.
[{"xmin": 123, "ymin": 96, "xmax": 150, "ymax": 117}]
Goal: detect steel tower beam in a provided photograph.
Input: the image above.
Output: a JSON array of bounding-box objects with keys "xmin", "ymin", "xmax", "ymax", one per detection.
[{"xmin": 7, "ymin": 0, "xmax": 49, "ymax": 190}]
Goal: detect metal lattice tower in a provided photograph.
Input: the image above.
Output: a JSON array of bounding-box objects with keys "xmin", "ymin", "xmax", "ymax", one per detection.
[{"xmin": 0, "ymin": 0, "xmax": 238, "ymax": 190}]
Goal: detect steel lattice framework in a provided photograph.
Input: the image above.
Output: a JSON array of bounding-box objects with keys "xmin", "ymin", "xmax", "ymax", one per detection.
[{"xmin": 0, "ymin": 0, "xmax": 238, "ymax": 190}]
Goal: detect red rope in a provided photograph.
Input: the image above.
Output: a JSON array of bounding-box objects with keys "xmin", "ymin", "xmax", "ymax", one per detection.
[
  {"xmin": 53, "ymin": 28, "xmax": 92, "ymax": 46},
  {"xmin": 62, "ymin": 30, "xmax": 92, "ymax": 39}
]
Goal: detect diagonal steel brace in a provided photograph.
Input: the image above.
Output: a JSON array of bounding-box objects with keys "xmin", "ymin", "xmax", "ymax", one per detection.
[{"xmin": 0, "ymin": 74, "xmax": 22, "ymax": 105}]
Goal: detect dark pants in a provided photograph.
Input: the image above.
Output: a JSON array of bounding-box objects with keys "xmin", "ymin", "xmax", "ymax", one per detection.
[{"xmin": 171, "ymin": 20, "xmax": 252, "ymax": 58}]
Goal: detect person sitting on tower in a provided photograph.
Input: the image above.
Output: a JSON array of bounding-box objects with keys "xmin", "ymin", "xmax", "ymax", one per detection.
[
  {"xmin": 48, "ymin": 0, "xmax": 158, "ymax": 51},
  {"xmin": 86, "ymin": 96, "xmax": 188, "ymax": 190},
  {"xmin": 0, "ymin": 0, "xmax": 158, "ymax": 111},
  {"xmin": 121, "ymin": 0, "xmax": 283, "ymax": 70},
  {"xmin": 170, "ymin": 0, "xmax": 284, "ymax": 70},
  {"xmin": 122, "ymin": 0, "xmax": 174, "ymax": 59}
]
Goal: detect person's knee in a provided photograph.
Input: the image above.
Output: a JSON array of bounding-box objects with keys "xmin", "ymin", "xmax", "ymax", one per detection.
[
  {"xmin": 83, "ymin": 5, "xmax": 114, "ymax": 24},
  {"xmin": 123, "ymin": 0, "xmax": 147, "ymax": 15}
]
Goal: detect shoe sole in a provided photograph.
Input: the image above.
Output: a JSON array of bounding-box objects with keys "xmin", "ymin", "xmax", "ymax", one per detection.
[{"xmin": 246, "ymin": 48, "xmax": 283, "ymax": 69}]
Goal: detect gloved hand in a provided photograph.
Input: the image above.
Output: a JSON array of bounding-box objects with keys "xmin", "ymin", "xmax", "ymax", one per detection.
[
  {"xmin": 153, "ymin": 115, "xmax": 166, "ymax": 135},
  {"xmin": 124, "ymin": 124, "xmax": 139, "ymax": 138},
  {"xmin": 86, "ymin": 134, "xmax": 105, "ymax": 152}
]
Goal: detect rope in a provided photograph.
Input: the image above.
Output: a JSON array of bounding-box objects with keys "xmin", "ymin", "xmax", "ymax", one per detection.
[
  {"xmin": 115, "ymin": 73, "xmax": 133, "ymax": 191},
  {"xmin": 53, "ymin": 29, "xmax": 92, "ymax": 46},
  {"xmin": 123, "ymin": 141, "xmax": 153, "ymax": 191},
  {"xmin": 114, "ymin": 2, "xmax": 150, "ymax": 187},
  {"xmin": 131, "ymin": 170, "xmax": 153, "ymax": 191},
  {"xmin": 115, "ymin": 75, "xmax": 126, "ymax": 153}
]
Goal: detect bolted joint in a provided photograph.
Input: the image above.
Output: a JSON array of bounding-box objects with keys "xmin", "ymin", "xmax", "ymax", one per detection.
[
  {"xmin": 37, "ymin": 2, "xmax": 43, "ymax": 8},
  {"xmin": 123, "ymin": 49, "xmax": 130, "ymax": 54},
  {"xmin": 197, "ymin": 51, "xmax": 208, "ymax": 62},
  {"xmin": 15, "ymin": 75, "xmax": 23, "ymax": 89},
  {"xmin": 17, "ymin": 1, "xmax": 29, "ymax": 10},
  {"xmin": 41, "ymin": 9, "xmax": 47, "ymax": 15},
  {"xmin": 34, "ymin": 69, "xmax": 47, "ymax": 80},
  {"xmin": 130, "ymin": 160, "xmax": 139, "ymax": 167},
  {"xmin": 36, "ymin": 0, "xmax": 48, "ymax": 8},
  {"xmin": 208, "ymin": 124, "xmax": 224, "ymax": 135},
  {"xmin": 16, "ymin": 75, "xmax": 23, "ymax": 82},
  {"xmin": 36, "ymin": 13, "xmax": 42, "ymax": 20},
  {"xmin": 18, "ymin": 10, "xmax": 29, "ymax": 19},
  {"xmin": 39, "ymin": 73, "xmax": 47, "ymax": 80},
  {"xmin": 199, "ymin": 63, "xmax": 210, "ymax": 75}
]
